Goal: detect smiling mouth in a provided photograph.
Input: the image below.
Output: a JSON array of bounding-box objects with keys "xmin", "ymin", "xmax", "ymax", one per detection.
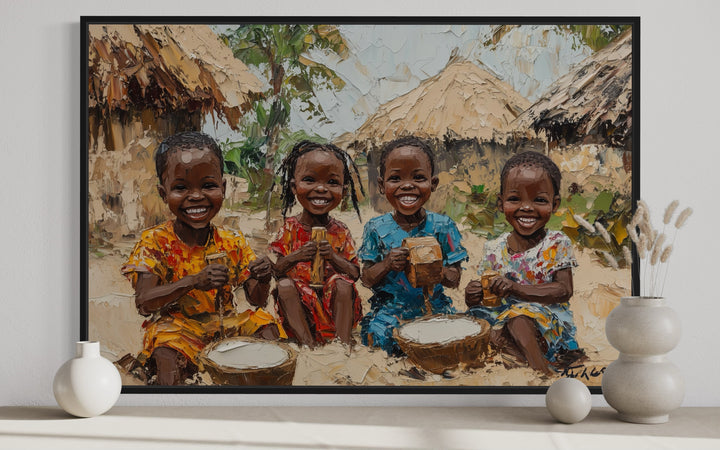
[
  {"xmin": 516, "ymin": 217, "xmax": 538, "ymax": 227},
  {"xmin": 397, "ymin": 195, "xmax": 419, "ymax": 207},
  {"xmin": 183, "ymin": 206, "xmax": 210, "ymax": 218},
  {"xmin": 310, "ymin": 198, "xmax": 330, "ymax": 207}
]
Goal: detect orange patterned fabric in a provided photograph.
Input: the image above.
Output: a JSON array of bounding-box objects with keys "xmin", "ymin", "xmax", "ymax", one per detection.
[
  {"xmin": 122, "ymin": 221, "xmax": 284, "ymax": 366},
  {"xmin": 269, "ymin": 216, "xmax": 361, "ymax": 343}
]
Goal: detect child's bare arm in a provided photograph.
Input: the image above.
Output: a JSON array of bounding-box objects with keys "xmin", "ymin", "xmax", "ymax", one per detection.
[
  {"xmin": 360, "ymin": 247, "xmax": 409, "ymax": 287},
  {"xmin": 317, "ymin": 240, "xmax": 360, "ymax": 280},
  {"xmin": 465, "ymin": 280, "xmax": 484, "ymax": 307},
  {"xmin": 245, "ymin": 256, "xmax": 272, "ymax": 307},
  {"xmin": 134, "ymin": 264, "xmax": 229, "ymax": 316},
  {"xmin": 273, "ymin": 241, "xmax": 317, "ymax": 277},
  {"xmin": 490, "ymin": 267, "xmax": 573, "ymax": 304},
  {"xmin": 441, "ymin": 262, "xmax": 462, "ymax": 289}
]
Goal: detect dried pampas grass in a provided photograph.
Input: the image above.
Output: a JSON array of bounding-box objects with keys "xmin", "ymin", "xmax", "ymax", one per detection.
[{"xmin": 624, "ymin": 199, "xmax": 692, "ymax": 297}]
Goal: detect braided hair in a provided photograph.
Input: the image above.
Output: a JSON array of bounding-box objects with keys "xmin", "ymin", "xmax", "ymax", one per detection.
[
  {"xmin": 500, "ymin": 151, "xmax": 562, "ymax": 196},
  {"xmin": 275, "ymin": 140, "xmax": 365, "ymax": 220}
]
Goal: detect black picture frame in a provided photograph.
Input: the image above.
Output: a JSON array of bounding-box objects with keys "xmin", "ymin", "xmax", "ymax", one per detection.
[{"xmin": 82, "ymin": 16, "xmax": 640, "ymax": 394}]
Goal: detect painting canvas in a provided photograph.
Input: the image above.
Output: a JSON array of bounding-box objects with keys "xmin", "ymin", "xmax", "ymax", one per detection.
[{"xmin": 82, "ymin": 17, "xmax": 639, "ymax": 392}]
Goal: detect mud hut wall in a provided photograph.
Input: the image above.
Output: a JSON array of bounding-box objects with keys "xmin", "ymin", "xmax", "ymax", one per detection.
[{"xmin": 88, "ymin": 110, "xmax": 206, "ymax": 240}]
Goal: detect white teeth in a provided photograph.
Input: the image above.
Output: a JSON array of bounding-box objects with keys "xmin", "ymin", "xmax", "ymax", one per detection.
[
  {"xmin": 310, "ymin": 199, "xmax": 329, "ymax": 206},
  {"xmin": 398, "ymin": 195, "xmax": 418, "ymax": 205},
  {"xmin": 185, "ymin": 207, "xmax": 208, "ymax": 215},
  {"xmin": 518, "ymin": 217, "xmax": 536, "ymax": 224}
]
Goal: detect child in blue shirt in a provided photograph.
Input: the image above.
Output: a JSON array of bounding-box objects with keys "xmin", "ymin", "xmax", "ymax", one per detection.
[{"xmin": 359, "ymin": 137, "xmax": 467, "ymax": 356}]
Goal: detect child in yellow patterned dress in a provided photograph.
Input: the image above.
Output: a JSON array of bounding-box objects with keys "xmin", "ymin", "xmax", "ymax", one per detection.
[{"xmin": 122, "ymin": 131, "xmax": 284, "ymax": 385}]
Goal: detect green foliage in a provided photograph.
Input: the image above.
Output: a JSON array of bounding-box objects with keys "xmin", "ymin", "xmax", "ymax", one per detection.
[
  {"xmin": 221, "ymin": 127, "xmax": 327, "ymax": 210},
  {"xmin": 447, "ymin": 185, "xmax": 632, "ymax": 261},
  {"xmin": 219, "ymin": 24, "xmax": 350, "ymax": 223},
  {"xmin": 558, "ymin": 25, "xmax": 631, "ymax": 52},
  {"xmin": 222, "ymin": 24, "xmax": 347, "ymax": 126}
]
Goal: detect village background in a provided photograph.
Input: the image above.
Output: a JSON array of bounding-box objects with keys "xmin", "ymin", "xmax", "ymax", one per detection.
[
  {"xmin": 87, "ymin": 23, "xmax": 632, "ymax": 387},
  {"xmin": 2, "ymin": 0, "xmax": 717, "ymax": 408}
]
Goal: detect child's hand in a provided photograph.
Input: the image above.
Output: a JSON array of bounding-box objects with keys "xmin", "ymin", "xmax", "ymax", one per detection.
[
  {"xmin": 295, "ymin": 241, "xmax": 318, "ymax": 262},
  {"xmin": 194, "ymin": 264, "xmax": 229, "ymax": 291},
  {"xmin": 489, "ymin": 275, "xmax": 515, "ymax": 298},
  {"xmin": 317, "ymin": 240, "xmax": 334, "ymax": 258},
  {"xmin": 385, "ymin": 247, "xmax": 409, "ymax": 272},
  {"xmin": 442, "ymin": 265, "xmax": 461, "ymax": 288},
  {"xmin": 465, "ymin": 280, "xmax": 484, "ymax": 307},
  {"xmin": 249, "ymin": 256, "xmax": 273, "ymax": 282}
]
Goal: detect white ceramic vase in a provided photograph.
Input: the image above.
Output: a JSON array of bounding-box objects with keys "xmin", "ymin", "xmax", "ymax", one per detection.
[
  {"xmin": 601, "ymin": 297, "xmax": 684, "ymax": 424},
  {"xmin": 53, "ymin": 341, "xmax": 122, "ymax": 417}
]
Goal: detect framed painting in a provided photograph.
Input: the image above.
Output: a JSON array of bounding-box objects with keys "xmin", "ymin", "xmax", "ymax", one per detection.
[{"xmin": 82, "ymin": 16, "xmax": 639, "ymax": 393}]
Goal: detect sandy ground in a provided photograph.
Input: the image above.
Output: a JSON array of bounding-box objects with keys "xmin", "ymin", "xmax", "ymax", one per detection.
[{"xmin": 89, "ymin": 205, "xmax": 629, "ymax": 388}]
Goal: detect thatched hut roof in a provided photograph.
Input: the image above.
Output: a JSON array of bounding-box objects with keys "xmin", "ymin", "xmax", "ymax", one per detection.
[
  {"xmin": 336, "ymin": 60, "xmax": 530, "ymax": 149},
  {"xmin": 512, "ymin": 29, "xmax": 632, "ymax": 149},
  {"xmin": 88, "ymin": 24, "xmax": 263, "ymax": 129}
]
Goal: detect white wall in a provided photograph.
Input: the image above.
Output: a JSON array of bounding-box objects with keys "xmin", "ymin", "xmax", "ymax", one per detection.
[{"xmin": 2, "ymin": 0, "xmax": 719, "ymax": 407}]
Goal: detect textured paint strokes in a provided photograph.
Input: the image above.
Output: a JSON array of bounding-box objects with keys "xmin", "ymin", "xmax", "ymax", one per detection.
[
  {"xmin": 88, "ymin": 24, "xmax": 262, "ymax": 130},
  {"xmin": 337, "ymin": 61, "xmax": 531, "ymax": 146}
]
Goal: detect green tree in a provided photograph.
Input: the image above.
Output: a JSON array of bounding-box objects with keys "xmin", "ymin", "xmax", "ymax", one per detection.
[
  {"xmin": 221, "ymin": 24, "xmax": 349, "ymax": 198},
  {"xmin": 559, "ymin": 25, "xmax": 632, "ymax": 52}
]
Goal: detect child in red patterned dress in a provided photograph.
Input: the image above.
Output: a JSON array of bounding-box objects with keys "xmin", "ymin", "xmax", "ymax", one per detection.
[{"xmin": 270, "ymin": 141, "xmax": 365, "ymax": 347}]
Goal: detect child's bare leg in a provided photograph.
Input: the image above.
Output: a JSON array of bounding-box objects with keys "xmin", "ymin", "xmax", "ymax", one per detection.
[
  {"xmin": 490, "ymin": 326, "xmax": 527, "ymax": 364},
  {"xmin": 254, "ymin": 323, "xmax": 281, "ymax": 340},
  {"xmin": 276, "ymin": 278, "xmax": 314, "ymax": 347},
  {"xmin": 506, "ymin": 316, "xmax": 552, "ymax": 375},
  {"xmin": 332, "ymin": 279, "xmax": 355, "ymax": 345},
  {"xmin": 152, "ymin": 346, "xmax": 192, "ymax": 385}
]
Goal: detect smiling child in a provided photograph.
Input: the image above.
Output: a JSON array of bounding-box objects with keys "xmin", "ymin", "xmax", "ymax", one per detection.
[
  {"xmin": 270, "ymin": 141, "xmax": 364, "ymax": 347},
  {"xmin": 465, "ymin": 151, "xmax": 580, "ymax": 375},
  {"xmin": 359, "ymin": 136, "xmax": 467, "ymax": 356},
  {"xmin": 121, "ymin": 131, "xmax": 282, "ymax": 385}
]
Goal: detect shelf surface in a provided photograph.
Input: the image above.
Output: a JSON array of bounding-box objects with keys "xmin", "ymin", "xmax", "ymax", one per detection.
[{"xmin": 1, "ymin": 406, "xmax": 718, "ymax": 449}]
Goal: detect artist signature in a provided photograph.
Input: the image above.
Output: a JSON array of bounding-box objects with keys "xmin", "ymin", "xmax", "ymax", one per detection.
[{"xmin": 560, "ymin": 365, "xmax": 606, "ymax": 380}]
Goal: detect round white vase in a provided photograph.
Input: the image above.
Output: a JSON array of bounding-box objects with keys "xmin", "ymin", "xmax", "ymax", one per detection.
[
  {"xmin": 53, "ymin": 341, "xmax": 122, "ymax": 417},
  {"xmin": 601, "ymin": 297, "xmax": 684, "ymax": 424}
]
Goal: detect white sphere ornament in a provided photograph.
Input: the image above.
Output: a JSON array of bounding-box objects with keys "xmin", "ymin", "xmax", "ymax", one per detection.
[
  {"xmin": 53, "ymin": 341, "xmax": 122, "ymax": 417},
  {"xmin": 545, "ymin": 378, "xmax": 592, "ymax": 424}
]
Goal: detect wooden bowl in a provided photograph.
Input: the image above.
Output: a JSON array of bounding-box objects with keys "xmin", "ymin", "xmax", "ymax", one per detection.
[
  {"xmin": 394, "ymin": 314, "xmax": 491, "ymax": 374},
  {"xmin": 198, "ymin": 336, "xmax": 297, "ymax": 386}
]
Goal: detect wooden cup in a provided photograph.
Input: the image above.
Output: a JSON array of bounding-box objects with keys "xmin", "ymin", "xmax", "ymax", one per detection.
[
  {"xmin": 310, "ymin": 227, "xmax": 327, "ymax": 289},
  {"xmin": 480, "ymin": 270, "xmax": 500, "ymax": 307}
]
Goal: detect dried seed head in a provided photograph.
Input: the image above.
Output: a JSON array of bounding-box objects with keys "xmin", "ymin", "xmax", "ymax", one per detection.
[
  {"xmin": 626, "ymin": 224, "xmax": 640, "ymax": 245},
  {"xmin": 650, "ymin": 234, "xmax": 666, "ymax": 265},
  {"xmin": 660, "ymin": 245, "xmax": 673, "ymax": 263},
  {"xmin": 573, "ymin": 214, "xmax": 595, "ymax": 233},
  {"xmin": 674, "ymin": 207, "xmax": 693, "ymax": 229},
  {"xmin": 622, "ymin": 245, "xmax": 633, "ymax": 266},
  {"xmin": 663, "ymin": 200, "xmax": 679, "ymax": 225},
  {"xmin": 602, "ymin": 251, "xmax": 620, "ymax": 270},
  {"xmin": 595, "ymin": 222, "xmax": 612, "ymax": 244},
  {"xmin": 637, "ymin": 235, "xmax": 647, "ymax": 259}
]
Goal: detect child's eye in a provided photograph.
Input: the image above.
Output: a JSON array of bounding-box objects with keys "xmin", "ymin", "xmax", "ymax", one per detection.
[
  {"xmin": 302, "ymin": 176, "xmax": 315, "ymax": 183},
  {"xmin": 387, "ymin": 175, "xmax": 400, "ymax": 182},
  {"xmin": 327, "ymin": 179, "xmax": 340, "ymax": 185},
  {"xmin": 414, "ymin": 175, "xmax": 427, "ymax": 181},
  {"xmin": 507, "ymin": 196, "xmax": 520, "ymax": 202},
  {"xmin": 172, "ymin": 184, "xmax": 186, "ymax": 191},
  {"xmin": 535, "ymin": 197, "xmax": 549, "ymax": 203}
]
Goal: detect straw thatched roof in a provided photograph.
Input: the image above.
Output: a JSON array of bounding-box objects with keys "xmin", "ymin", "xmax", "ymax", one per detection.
[
  {"xmin": 513, "ymin": 29, "xmax": 632, "ymax": 149},
  {"xmin": 88, "ymin": 24, "xmax": 263, "ymax": 129},
  {"xmin": 337, "ymin": 60, "xmax": 531, "ymax": 149}
]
